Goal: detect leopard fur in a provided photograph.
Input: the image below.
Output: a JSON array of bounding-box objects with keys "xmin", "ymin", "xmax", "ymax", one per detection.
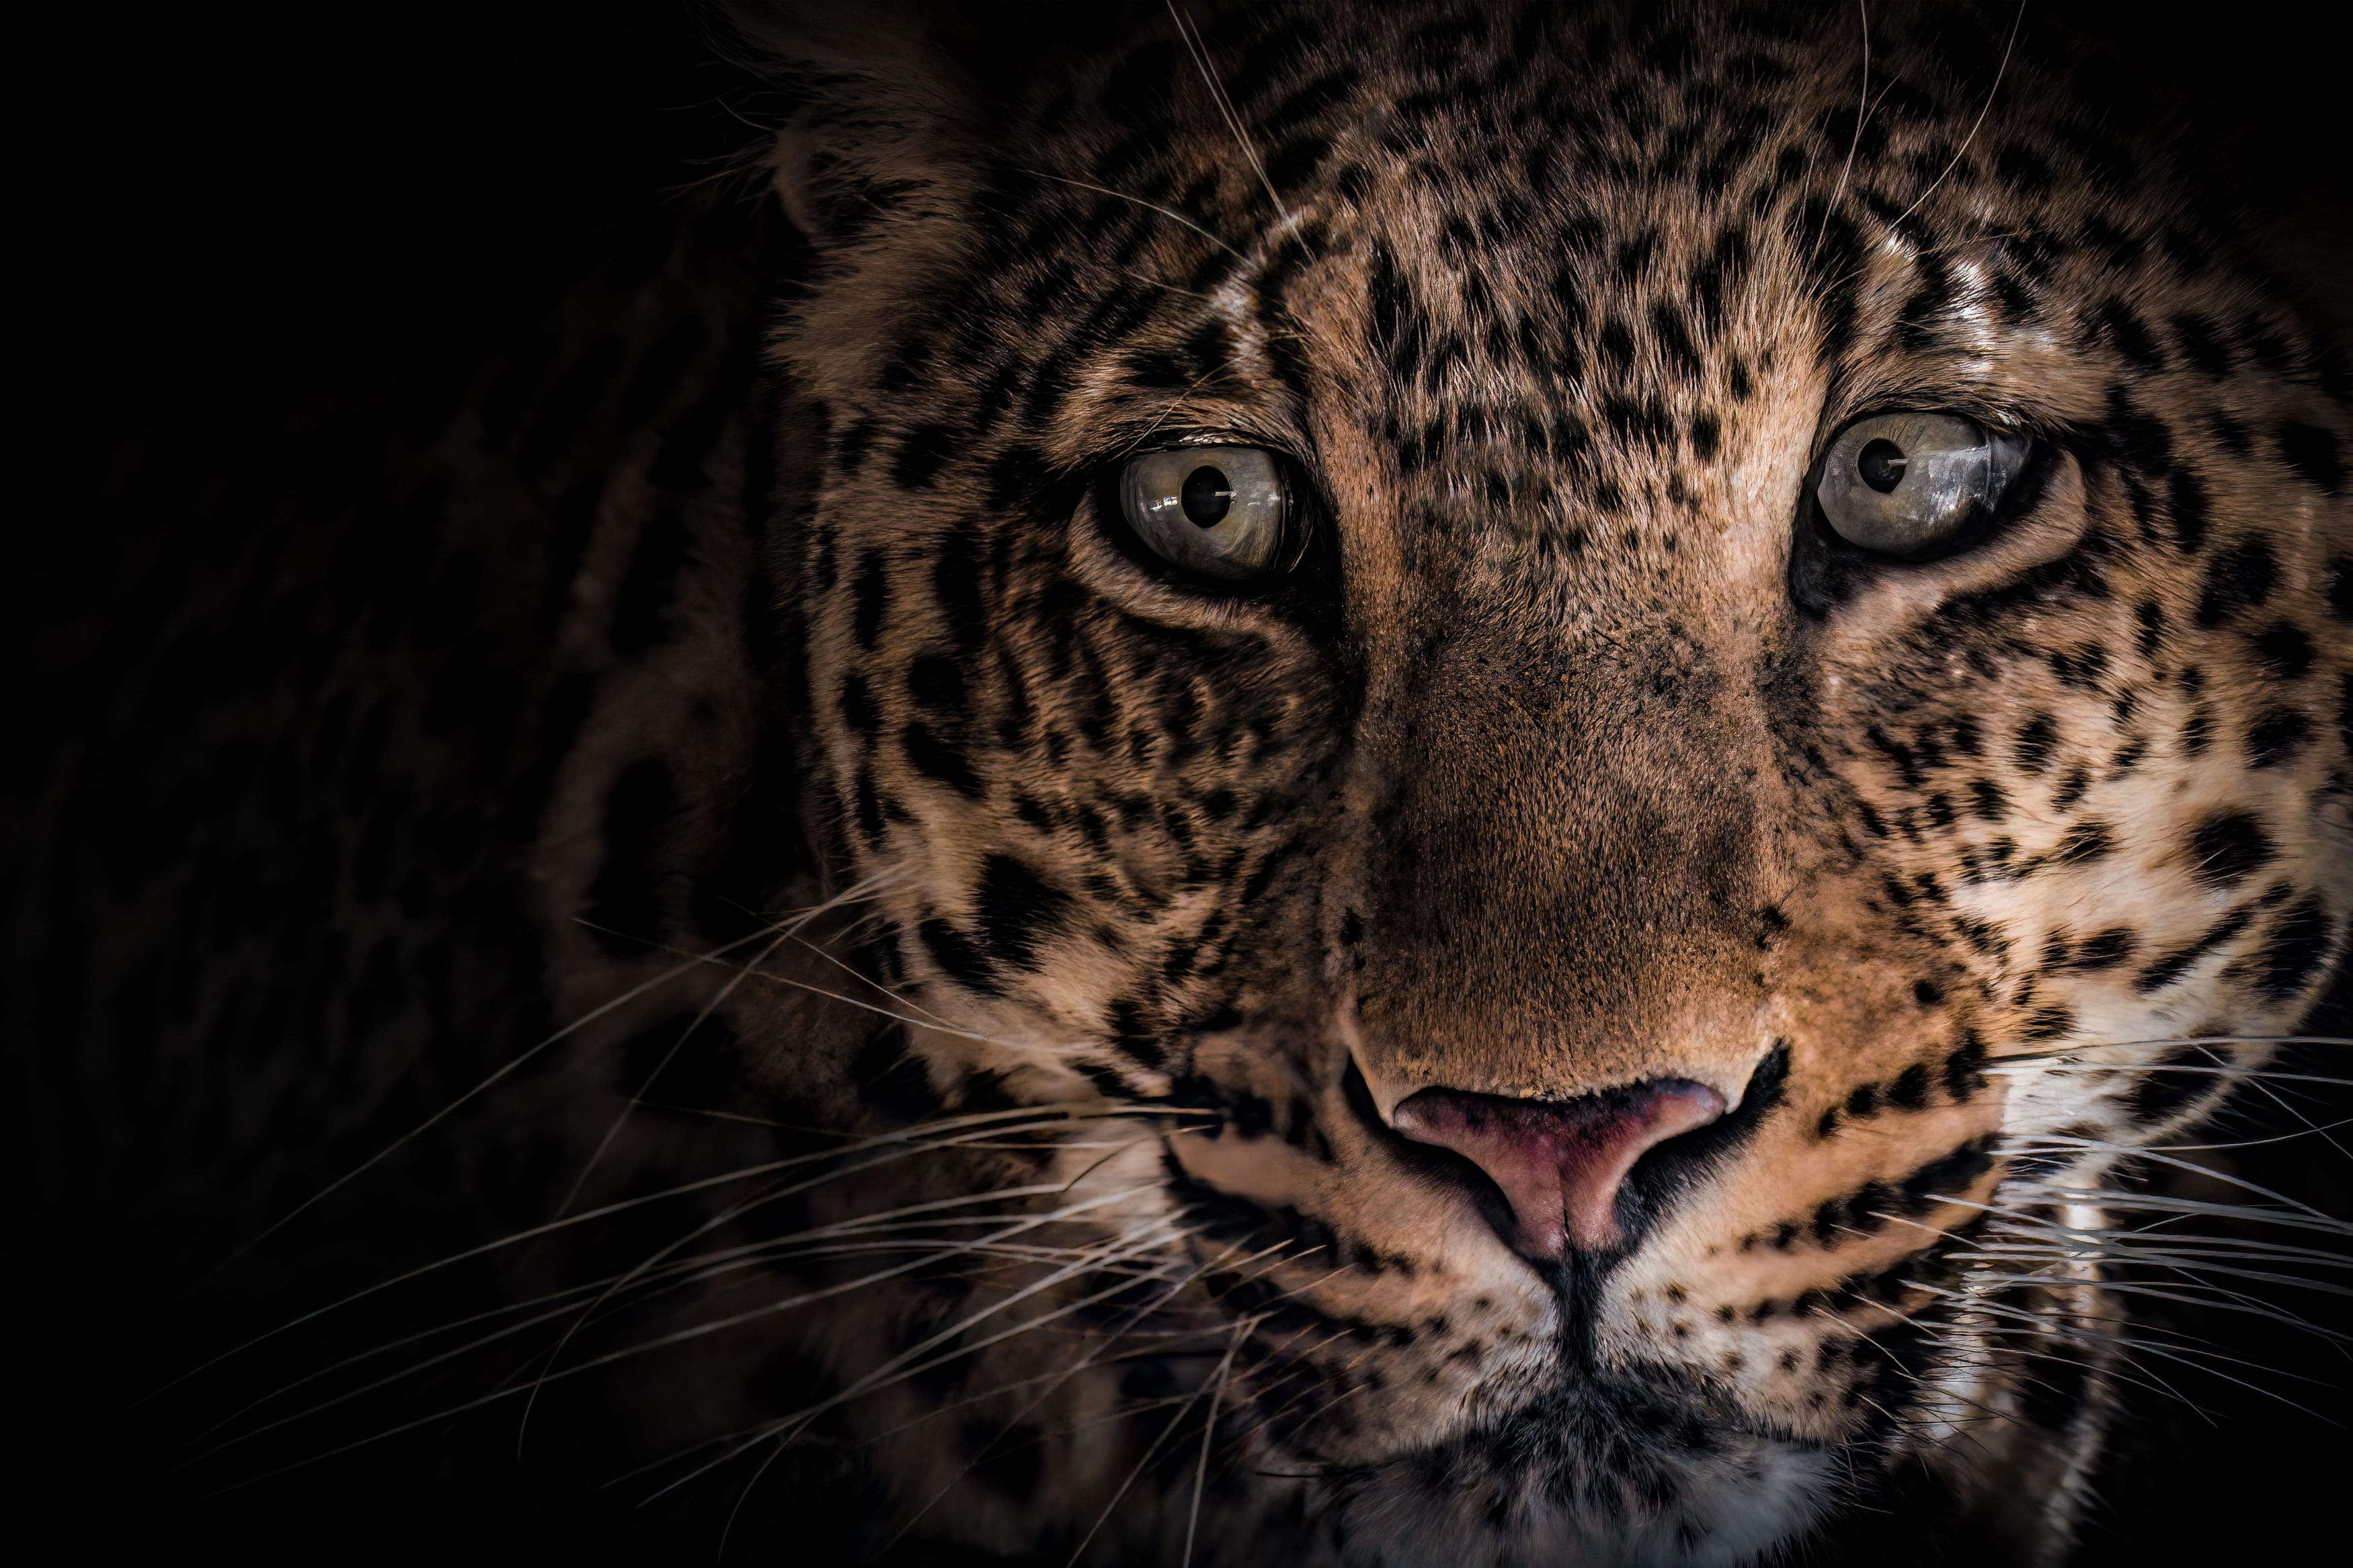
[{"xmin": 23, "ymin": 3, "xmax": 2350, "ymax": 1564}]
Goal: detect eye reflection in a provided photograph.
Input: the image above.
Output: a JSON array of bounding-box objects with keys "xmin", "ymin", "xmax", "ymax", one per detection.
[
  {"xmin": 1856, "ymin": 438, "xmax": 1908, "ymax": 494},
  {"xmin": 1119, "ymin": 445, "xmax": 1291, "ymax": 579},
  {"xmin": 1814, "ymin": 411, "xmax": 2028, "ymax": 559},
  {"xmin": 1181, "ymin": 464, "xmax": 1234, "ymax": 526}
]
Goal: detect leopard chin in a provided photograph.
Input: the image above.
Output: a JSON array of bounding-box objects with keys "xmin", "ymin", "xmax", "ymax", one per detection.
[{"xmin": 1331, "ymin": 1370, "xmax": 1837, "ymax": 1568}]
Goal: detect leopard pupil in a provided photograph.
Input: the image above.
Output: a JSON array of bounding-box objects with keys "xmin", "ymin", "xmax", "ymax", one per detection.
[
  {"xmin": 1181, "ymin": 464, "xmax": 1234, "ymax": 526},
  {"xmin": 1857, "ymin": 438, "xmax": 1908, "ymax": 493}
]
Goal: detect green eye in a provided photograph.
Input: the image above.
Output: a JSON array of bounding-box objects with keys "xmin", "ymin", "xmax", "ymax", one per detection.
[
  {"xmin": 1118, "ymin": 445, "xmax": 1293, "ymax": 579},
  {"xmin": 1814, "ymin": 412, "xmax": 2029, "ymax": 559}
]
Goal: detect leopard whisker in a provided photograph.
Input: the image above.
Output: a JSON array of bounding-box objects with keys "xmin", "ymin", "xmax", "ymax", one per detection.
[
  {"xmin": 1997, "ymin": 1185, "xmax": 2353, "ymax": 1239},
  {"xmin": 641, "ymin": 1219, "xmax": 1203, "ymax": 1507},
  {"xmin": 209, "ymin": 1185, "xmax": 1180, "ymax": 1497},
  {"xmin": 1991, "ymin": 1034, "xmax": 2353, "ymax": 1065},
  {"xmin": 2003, "ymin": 1141, "xmax": 2348, "ymax": 1229},
  {"xmin": 1063, "ymin": 1323, "xmax": 1238, "ymax": 1568},
  {"xmin": 162, "ymin": 1102, "xmax": 1123, "ymax": 1401},
  {"xmin": 1182, "ymin": 1315, "xmax": 1252, "ymax": 1568},
  {"xmin": 165, "ymin": 917, "xmax": 834, "ymax": 1327},
  {"xmin": 1807, "ymin": 0, "xmax": 1870, "ymax": 265},
  {"xmin": 186, "ymin": 1212, "xmax": 1161, "ymax": 1471},
  {"xmin": 1886, "ymin": 0, "xmax": 2025, "ymax": 234},
  {"xmin": 1947, "ymin": 1270, "xmax": 2353, "ymax": 1350},
  {"xmin": 554, "ymin": 922, "xmax": 798, "ymax": 1221},
  {"xmin": 807, "ymin": 1243, "xmax": 1276, "ymax": 1558},
  {"xmin": 1909, "ymin": 1280, "xmax": 2340, "ymax": 1419},
  {"xmin": 1012, "ymin": 168, "xmax": 1250, "ymax": 264},
  {"xmin": 1164, "ymin": 0, "xmax": 1285, "ymax": 220}
]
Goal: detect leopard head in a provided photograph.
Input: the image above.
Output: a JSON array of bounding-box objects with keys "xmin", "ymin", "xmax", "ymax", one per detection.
[{"xmin": 715, "ymin": 1, "xmax": 2351, "ymax": 1559}]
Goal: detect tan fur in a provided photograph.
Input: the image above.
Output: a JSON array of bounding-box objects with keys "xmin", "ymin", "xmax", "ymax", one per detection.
[{"xmin": 486, "ymin": 3, "xmax": 2353, "ymax": 1561}]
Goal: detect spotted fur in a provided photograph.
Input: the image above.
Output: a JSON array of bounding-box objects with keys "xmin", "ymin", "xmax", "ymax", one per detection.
[{"xmin": 38, "ymin": 2, "xmax": 2350, "ymax": 1563}]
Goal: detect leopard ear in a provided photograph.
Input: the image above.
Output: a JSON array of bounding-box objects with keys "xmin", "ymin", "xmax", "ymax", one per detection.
[{"xmin": 717, "ymin": 0, "xmax": 1141, "ymax": 247}]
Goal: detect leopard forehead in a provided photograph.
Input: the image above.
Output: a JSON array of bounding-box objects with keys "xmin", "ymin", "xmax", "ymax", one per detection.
[
  {"xmin": 744, "ymin": 0, "xmax": 2349, "ymax": 1555},
  {"xmin": 780, "ymin": 0, "xmax": 2348, "ymax": 1023}
]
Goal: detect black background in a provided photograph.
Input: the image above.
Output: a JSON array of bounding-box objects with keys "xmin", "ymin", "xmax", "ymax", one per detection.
[{"xmin": 11, "ymin": 4, "xmax": 2352, "ymax": 1563}]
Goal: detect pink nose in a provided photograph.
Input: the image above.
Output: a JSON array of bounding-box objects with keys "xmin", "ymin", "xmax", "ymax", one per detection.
[{"xmin": 1389, "ymin": 1079, "xmax": 1728, "ymax": 1258}]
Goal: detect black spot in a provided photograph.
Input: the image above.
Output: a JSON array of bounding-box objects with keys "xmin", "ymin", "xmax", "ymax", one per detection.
[
  {"xmin": 2180, "ymin": 707, "xmax": 2212, "ymax": 756},
  {"xmin": 2329, "ymin": 556, "xmax": 2353, "ymax": 620},
  {"xmin": 890, "ymin": 423, "xmax": 957, "ymax": 490},
  {"xmin": 2169, "ymin": 311, "xmax": 2231, "ymax": 378},
  {"xmin": 1599, "ymin": 317, "xmax": 1635, "ymax": 371},
  {"xmin": 2103, "ymin": 388, "xmax": 2173, "ymax": 475},
  {"xmin": 1845, "ymin": 1182, "xmax": 1896, "ymax": 1236},
  {"xmin": 2012, "ymin": 714, "xmax": 2058, "ymax": 774},
  {"xmin": 902, "ymin": 723, "xmax": 983, "ymax": 796},
  {"xmin": 834, "ymin": 417, "xmax": 877, "ymax": 473},
  {"xmin": 2020, "ymin": 1005, "xmax": 2074, "ymax": 1041},
  {"xmin": 1651, "ymin": 301, "xmax": 1702, "ymax": 378},
  {"xmin": 973, "ymin": 854, "xmax": 1074, "ymax": 971},
  {"xmin": 918, "ymin": 917, "xmax": 1000, "ymax": 994},
  {"xmin": 2137, "ymin": 905, "xmax": 2256, "ymax": 994},
  {"xmin": 2277, "ymin": 421, "xmax": 2344, "ymax": 495},
  {"xmin": 986, "ymin": 445, "xmax": 1049, "ymax": 511},
  {"xmin": 2194, "ymin": 538, "xmax": 2278, "ymax": 626},
  {"xmin": 852, "ymin": 549, "xmax": 891, "ymax": 649},
  {"xmin": 1942, "ymin": 1035, "xmax": 1988, "ymax": 1098},
  {"xmin": 1266, "ymin": 132, "xmax": 1332, "ymax": 191},
  {"xmin": 2253, "ymin": 623, "xmax": 2315, "ymax": 679},
  {"xmin": 852, "ymin": 768, "xmax": 887, "ymax": 845},
  {"xmin": 933, "ymin": 528, "xmax": 990, "ymax": 651},
  {"xmin": 2071, "ymin": 928, "xmax": 2137, "ymax": 971},
  {"xmin": 2051, "ymin": 765, "xmax": 2091, "ymax": 812},
  {"xmin": 2127, "ymin": 1046, "xmax": 2212, "ymax": 1126},
  {"xmin": 2254, "ymin": 896, "xmax": 2334, "ymax": 1000},
  {"xmin": 1845, "ymin": 1083, "xmax": 1880, "ymax": 1119},
  {"xmin": 908, "ymin": 652, "xmax": 970, "ymax": 716},
  {"xmin": 2245, "ymin": 708, "xmax": 2311, "ymax": 768},
  {"xmin": 2165, "ymin": 467, "xmax": 2209, "ymax": 553},
  {"xmin": 1104, "ymin": 998, "xmax": 1167, "ymax": 1070},
  {"xmin": 837, "ymin": 673, "xmax": 881, "ymax": 737},
  {"xmin": 1888, "ymin": 1063, "xmax": 1933, "ymax": 1110},
  {"xmin": 1995, "ymin": 142, "xmax": 2055, "ymax": 195},
  {"xmin": 2097, "ymin": 299, "xmax": 2162, "ymax": 369},
  {"xmin": 851, "ymin": 1022, "xmax": 942, "ymax": 1120},
  {"xmin": 1899, "ymin": 1137, "xmax": 1994, "ymax": 1211},
  {"xmin": 2051, "ymin": 821, "xmax": 2112, "ymax": 865}
]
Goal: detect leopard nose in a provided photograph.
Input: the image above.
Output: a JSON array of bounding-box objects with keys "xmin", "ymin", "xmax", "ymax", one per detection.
[{"xmin": 1388, "ymin": 1079, "xmax": 1728, "ymax": 1259}]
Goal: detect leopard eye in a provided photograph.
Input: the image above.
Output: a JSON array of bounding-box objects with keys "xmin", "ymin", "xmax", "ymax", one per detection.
[
  {"xmin": 1814, "ymin": 411, "xmax": 2029, "ymax": 559},
  {"xmin": 1118, "ymin": 445, "xmax": 1292, "ymax": 579}
]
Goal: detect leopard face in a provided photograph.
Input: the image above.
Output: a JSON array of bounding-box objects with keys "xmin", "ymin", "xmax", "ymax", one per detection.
[{"xmin": 708, "ymin": 1, "xmax": 2350, "ymax": 1559}]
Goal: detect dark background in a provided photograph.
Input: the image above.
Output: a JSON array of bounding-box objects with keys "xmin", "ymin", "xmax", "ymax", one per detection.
[{"xmin": 9, "ymin": 5, "xmax": 2352, "ymax": 1563}]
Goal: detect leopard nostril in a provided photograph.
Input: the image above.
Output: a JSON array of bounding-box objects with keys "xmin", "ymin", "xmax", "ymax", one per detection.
[{"xmin": 1388, "ymin": 1079, "xmax": 1727, "ymax": 1260}]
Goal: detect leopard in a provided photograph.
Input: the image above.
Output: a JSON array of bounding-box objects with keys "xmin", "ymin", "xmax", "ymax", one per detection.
[{"xmin": 17, "ymin": 1, "xmax": 2350, "ymax": 1565}]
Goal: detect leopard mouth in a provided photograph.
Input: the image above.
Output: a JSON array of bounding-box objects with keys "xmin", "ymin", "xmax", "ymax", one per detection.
[{"xmin": 1139, "ymin": 1041, "xmax": 1986, "ymax": 1542}]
